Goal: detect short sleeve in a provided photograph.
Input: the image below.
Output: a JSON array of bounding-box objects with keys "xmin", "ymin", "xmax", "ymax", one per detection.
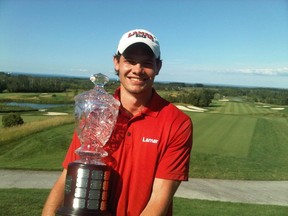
[{"xmin": 156, "ymin": 118, "xmax": 193, "ymax": 181}]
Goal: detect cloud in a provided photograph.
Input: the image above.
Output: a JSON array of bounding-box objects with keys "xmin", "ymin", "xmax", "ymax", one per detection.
[
  {"xmin": 229, "ymin": 67, "xmax": 288, "ymax": 76},
  {"xmin": 164, "ymin": 59, "xmax": 288, "ymax": 77},
  {"xmin": 69, "ymin": 68, "xmax": 89, "ymax": 72}
]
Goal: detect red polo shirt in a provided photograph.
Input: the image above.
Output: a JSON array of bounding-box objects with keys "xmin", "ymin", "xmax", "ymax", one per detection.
[{"xmin": 63, "ymin": 88, "xmax": 193, "ymax": 216}]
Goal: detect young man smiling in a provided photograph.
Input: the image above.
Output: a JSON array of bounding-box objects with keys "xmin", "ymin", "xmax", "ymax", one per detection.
[{"xmin": 42, "ymin": 29, "xmax": 193, "ymax": 216}]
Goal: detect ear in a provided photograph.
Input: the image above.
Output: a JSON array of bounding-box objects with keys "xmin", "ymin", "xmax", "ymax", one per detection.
[
  {"xmin": 155, "ymin": 60, "xmax": 162, "ymax": 75},
  {"xmin": 113, "ymin": 56, "xmax": 120, "ymax": 71}
]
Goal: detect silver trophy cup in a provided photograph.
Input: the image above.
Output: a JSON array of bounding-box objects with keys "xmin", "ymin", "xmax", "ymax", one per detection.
[{"xmin": 57, "ymin": 73, "xmax": 120, "ymax": 216}]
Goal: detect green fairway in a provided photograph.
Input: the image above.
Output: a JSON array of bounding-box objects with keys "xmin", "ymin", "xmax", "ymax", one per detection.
[
  {"xmin": 210, "ymin": 100, "xmax": 287, "ymax": 115},
  {"xmin": 0, "ymin": 92, "xmax": 75, "ymax": 103},
  {"xmin": 0, "ymin": 99, "xmax": 287, "ymax": 180},
  {"xmin": 184, "ymin": 100, "xmax": 288, "ymax": 180},
  {"xmin": 191, "ymin": 113, "xmax": 256, "ymax": 157},
  {"xmin": 0, "ymin": 94, "xmax": 287, "ymax": 215}
]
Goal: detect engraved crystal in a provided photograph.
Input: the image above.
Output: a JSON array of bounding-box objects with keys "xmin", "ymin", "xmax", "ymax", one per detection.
[{"xmin": 74, "ymin": 73, "xmax": 120, "ymax": 164}]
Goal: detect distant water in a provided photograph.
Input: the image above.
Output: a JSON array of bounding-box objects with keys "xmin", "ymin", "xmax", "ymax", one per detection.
[{"xmin": 5, "ymin": 102, "xmax": 64, "ymax": 109}]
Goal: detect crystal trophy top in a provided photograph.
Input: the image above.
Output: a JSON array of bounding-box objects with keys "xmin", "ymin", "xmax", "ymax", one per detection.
[{"xmin": 74, "ymin": 73, "xmax": 120, "ymax": 165}]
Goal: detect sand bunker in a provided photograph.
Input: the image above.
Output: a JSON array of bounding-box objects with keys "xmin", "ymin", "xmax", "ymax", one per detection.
[
  {"xmin": 270, "ymin": 107, "xmax": 285, "ymax": 111},
  {"xmin": 44, "ymin": 112, "xmax": 69, "ymax": 116},
  {"xmin": 176, "ymin": 105, "xmax": 207, "ymax": 112},
  {"xmin": 188, "ymin": 105, "xmax": 207, "ymax": 112},
  {"xmin": 176, "ymin": 105, "xmax": 193, "ymax": 111}
]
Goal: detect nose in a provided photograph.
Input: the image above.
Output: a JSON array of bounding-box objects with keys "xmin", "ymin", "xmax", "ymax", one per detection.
[{"xmin": 133, "ymin": 63, "xmax": 144, "ymax": 74}]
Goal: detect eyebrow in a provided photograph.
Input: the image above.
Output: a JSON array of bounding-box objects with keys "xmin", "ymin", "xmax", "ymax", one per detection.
[{"xmin": 123, "ymin": 55, "xmax": 155, "ymax": 61}]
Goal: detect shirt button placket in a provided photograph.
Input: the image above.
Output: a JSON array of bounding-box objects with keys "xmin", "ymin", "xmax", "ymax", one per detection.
[{"xmin": 124, "ymin": 131, "xmax": 132, "ymax": 147}]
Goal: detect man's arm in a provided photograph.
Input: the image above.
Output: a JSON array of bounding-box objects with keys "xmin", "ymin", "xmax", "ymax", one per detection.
[
  {"xmin": 140, "ymin": 178, "xmax": 181, "ymax": 216},
  {"xmin": 42, "ymin": 169, "xmax": 67, "ymax": 216}
]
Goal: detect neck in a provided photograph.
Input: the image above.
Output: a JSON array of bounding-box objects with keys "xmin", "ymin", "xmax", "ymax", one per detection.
[{"xmin": 120, "ymin": 87, "xmax": 153, "ymax": 116}]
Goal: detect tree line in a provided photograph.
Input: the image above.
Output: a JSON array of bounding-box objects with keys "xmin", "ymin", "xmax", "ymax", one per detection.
[
  {"xmin": 1, "ymin": 72, "xmax": 288, "ymax": 106},
  {"xmin": 213, "ymin": 86, "xmax": 288, "ymax": 105},
  {"xmin": 0, "ymin": 72, "xmax": 94, "ymax": 93},
  {"xmin": 163, "ymin": 88, "xmax": 214, "ymax": 107}
]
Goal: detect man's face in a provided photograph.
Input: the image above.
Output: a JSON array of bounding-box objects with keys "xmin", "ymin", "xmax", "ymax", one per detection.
[{"xmin": 114, "ymin": 44, "xmax": 161, "ymax": 95}]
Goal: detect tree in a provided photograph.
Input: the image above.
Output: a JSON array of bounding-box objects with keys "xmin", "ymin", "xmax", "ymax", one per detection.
[
  {"xmin": 0, "ymin": 72, "xmax": 7, "ymax": 92},
  {"xmin": 2, "ymin": 113, "xmax": 24, "ymax": 127}
]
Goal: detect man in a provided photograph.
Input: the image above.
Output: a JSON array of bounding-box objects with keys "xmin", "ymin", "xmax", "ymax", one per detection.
[{"xmin": 42, "ymin": 29, "xmax": 193, "ymax": 216}]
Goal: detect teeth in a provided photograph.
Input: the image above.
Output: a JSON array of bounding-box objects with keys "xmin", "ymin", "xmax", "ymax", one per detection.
[{"xmin": 130, "ymin": 77, "xmax": 142, "ymax": 81}]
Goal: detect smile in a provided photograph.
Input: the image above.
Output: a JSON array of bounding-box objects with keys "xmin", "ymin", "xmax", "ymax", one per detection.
[{"xmin": 128, "ymin": 77, "xmax": 147, "ymax": 82}]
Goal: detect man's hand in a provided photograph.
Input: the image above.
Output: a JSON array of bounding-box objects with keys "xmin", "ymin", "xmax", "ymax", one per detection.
[
  {"xmin": 42, "ymin": 169, "xmax": 67, "ymax": 216},
  {"xmin": 140, "ymin": 178, "xmax": 181, "ymax": 216}
]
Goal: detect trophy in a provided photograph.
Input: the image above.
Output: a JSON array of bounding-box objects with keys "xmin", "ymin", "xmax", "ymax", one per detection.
[{"xmin": 57, "ymin": 73, "xmax": 120, "ymax": 216}]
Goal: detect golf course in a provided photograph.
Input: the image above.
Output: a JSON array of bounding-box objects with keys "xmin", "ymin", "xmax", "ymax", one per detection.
[{"xmin": 0, "ymin": 91, "xmax": 288, "ymax": 215}]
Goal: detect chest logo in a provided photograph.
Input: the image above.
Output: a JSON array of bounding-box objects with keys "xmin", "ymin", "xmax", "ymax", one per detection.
[{"xmin": 142, "ymin": 137, "xmax": 159, "ymax": 144}]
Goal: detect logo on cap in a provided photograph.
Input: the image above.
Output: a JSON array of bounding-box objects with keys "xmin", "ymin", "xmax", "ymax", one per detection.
[{"xmin": 127, "ymin": 31, "xmax": 155, "ymax": 42}]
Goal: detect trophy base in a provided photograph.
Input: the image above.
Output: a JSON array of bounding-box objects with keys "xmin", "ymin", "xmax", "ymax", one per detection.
[
  {"xmin": 56, "ymin": 207, "xmax": 112, "ymax": 216},
  {"xmin": 56, "ymin": 162, "xmax": 112, "ymax": 216}
]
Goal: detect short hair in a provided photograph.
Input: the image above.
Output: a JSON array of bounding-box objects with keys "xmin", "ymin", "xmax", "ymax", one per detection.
[{"xmin": 113, "ymin": 53, "xmax": 162, "ymax": 76}]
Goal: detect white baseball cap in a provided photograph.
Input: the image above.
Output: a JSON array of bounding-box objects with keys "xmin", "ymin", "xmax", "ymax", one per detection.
[{"xmin": 116, "ymin": 29, "xmax": 161, "ymax": 59}]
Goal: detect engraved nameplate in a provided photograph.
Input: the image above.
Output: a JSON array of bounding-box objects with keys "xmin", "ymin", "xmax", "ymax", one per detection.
[
  {"xmin": 87, "ymin": 199, "xmax": 99, "ymax": 210},
  {"xmin": 73, "ymin": 198, "xmax": 85, "ymax": 209},
  {"xmin": 75, "ymin": 188, "xmax": 87, "ymax": 198},
  {"xmin": 90, "ymin": 180, "xmax": 102, "ymax": 190},
  {"xmin": 91, "ymin": 170, "xmax": 103, "ymax": 179}
]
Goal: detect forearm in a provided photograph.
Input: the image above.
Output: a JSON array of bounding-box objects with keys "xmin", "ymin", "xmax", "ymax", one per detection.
[
  {"xmin": 42, "ymin": 169, "xmax": 67, "ymax": 216},
  {"xmin": 140, "ymin": 192, "xmax": 172, "ymax": 216},
  {"xmin": 140, "ymin": 178, "xmax": 181, "ymax": 216}
]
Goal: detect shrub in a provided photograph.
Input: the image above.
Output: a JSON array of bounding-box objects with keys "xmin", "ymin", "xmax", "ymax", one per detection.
[{"xmin": 2, "ymin": 113, "xmax": 24, "ymax": 127}]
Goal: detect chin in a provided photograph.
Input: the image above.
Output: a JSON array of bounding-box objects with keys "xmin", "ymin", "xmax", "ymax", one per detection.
[{"xmin": 128, "ymin": 86, "xmax": 150, "ymax": 95}]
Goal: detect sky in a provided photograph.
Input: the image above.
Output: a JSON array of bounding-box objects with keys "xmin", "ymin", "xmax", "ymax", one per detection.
[{"xmin": 0, "ymin": 0, "xmax": 287, "ymax": 89}]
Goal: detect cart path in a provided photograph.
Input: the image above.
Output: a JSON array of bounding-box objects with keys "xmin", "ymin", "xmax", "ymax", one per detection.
[
  {"xmin": 1, "ymin": 170, "xmax": 287, "ymax": 207},
  {"xmin": 175, "ymin": 178, "xmax": 288, "ymax": 206}
]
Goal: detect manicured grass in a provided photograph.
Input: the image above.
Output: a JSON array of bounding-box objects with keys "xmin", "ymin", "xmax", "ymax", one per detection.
[
  {"xmin": 210, "ymin": 100, "xmax": 286, "ymax": 115},
  {"xmin": 173, "ymin": 197, "xmax": 288, "ymax": 216},
  {"xmin": 0, "ymin": 189, "xmax": 50, "ymax": 216},
  {"xmin": 0, "ymin": 92, "xmax": 75, "ymax": 103},
  {"xmin": 0, "ymin": 103, "xmax": 74, "ymax": 126},
  {"xmin": 0, "ymin": 96, "xmax": 287, "ymax": 215},
  {"xmin": 0, "ymin": 123, "xmax": 74, "ymax": 170},
  {"xmin": 0, "ymin": 92, "xmax": 41, "ymax": 99},
  {"xmin": 1, "ymin": 189, "xmax": 287, "ymax": 216},
  {"xmin": 185, "ymin": 100, "xmax": 288, "ymax": 180},
  {"xmin": 0, "ymin": 99, "xmax": 287, "ymax": 180},
  {"xmin": 191, "ymin": 113, "xmax": 256, "ymax": 157}
]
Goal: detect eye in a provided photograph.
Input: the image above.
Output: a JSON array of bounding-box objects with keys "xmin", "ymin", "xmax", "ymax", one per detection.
[
  {"xmin": 142, "ymin": 60, "xmax": 155, "ymax": 68},
  {"xmin": 125, "ymin": 58, "xmax": 137, "ymax": 65}
]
